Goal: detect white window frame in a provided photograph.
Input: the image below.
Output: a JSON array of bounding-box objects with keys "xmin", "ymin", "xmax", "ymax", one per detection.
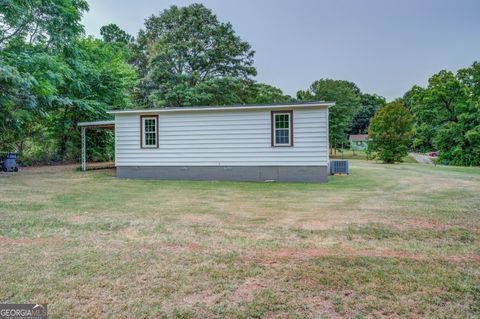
[
  {"xmin": 272, "ymin": 111, "xmax": 293, "ymax": 147},
  {"xmin": 141, "ymin": 116, "xmax": 158, "ymax": 148}
]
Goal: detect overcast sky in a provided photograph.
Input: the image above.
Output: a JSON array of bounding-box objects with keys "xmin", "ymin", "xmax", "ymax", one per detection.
[{"xmin": 82, "ymin": 0, "xmax": 480, "ymax": 101}]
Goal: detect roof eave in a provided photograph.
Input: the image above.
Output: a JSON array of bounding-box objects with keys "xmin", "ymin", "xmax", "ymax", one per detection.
[{"xmin": 107, "ymin": 102, "xmax": 335, "ymax": 115}]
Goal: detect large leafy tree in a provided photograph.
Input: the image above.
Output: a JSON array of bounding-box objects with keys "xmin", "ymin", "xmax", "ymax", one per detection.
[
  {"xmin": 100, "ymin": 24, "xmax": 133, "ymax": 44},
  {"xmin": 435, "ymin": 63, "xmax": 480, "ymax": 165},
  {"xmin": 1, "ymin": 38, "xmax": 136, "ymax": 161},
  {"xmin": 0, "ymin": 61, "xmax": 37, "ymax": 151},
  {"xmin": 244, "ymin": 83, "xmax": 293, "ymax": 104},
  {"xmin": 367, "ymin": 101, "xmax": 414, "ymax": 164},
  {"xmin": 49, "ymin": 38, "xmax": 137, "ymax": 160},
  {"xmin": 0, "ymin": 0, "xmax": 89, "ymax": 49},
  {"xmin": 150, "ymin": 77, "xmax": 291, "ymax": 107},
  {"xmin": 131, "ymin": 3, "xmax": 256, "ymax": 107},
  {"xmin": 0, "ymin": 0, "xmax": 90, "ymax": 158},
  {"xmin": 406, "ymin": 63, "xmax": 480, "ymax": 165},
  {"xmin": 407, "ymin": 70, "xmax": 468, "ymax": 151},
  {"xmin": 0, "ymin": 0, "xmax": 136, "ymax": 162},
  {"xmin": 458, "ymin": 61, "xmax": 480, "ymax": 96},
  {"xmin": 350, "ymin": 93, "xmax": 386, "ymax": 134},
  {"xmin": 0, "ymin": 48, "xmax": 65, "ymax": 156},
  {"xmin": 297, "ymin": 79, "xmax": 361, "ymax": 151}
]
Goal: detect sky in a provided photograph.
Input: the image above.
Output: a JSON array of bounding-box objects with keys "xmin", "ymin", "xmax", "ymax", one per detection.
[{"xmin": 82, "ymin": 0, "xmax": 480, "ymax": 101}]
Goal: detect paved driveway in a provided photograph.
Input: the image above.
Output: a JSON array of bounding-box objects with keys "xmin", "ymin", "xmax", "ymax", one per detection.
[{"xmin": 408, "ymin": 152, "xmax": 434, "ymax": 164}]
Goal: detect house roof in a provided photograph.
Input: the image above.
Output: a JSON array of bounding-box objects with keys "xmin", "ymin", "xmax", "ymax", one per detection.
[
  {"xmin": 107, "ymin": 101, "xmax": 335, "ymax": 114},
  {"xmin": 349, "ymin": 134, "xmax": 368, "ymax": 141}
]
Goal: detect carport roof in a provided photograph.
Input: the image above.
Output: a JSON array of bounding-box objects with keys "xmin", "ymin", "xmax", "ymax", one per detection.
[{"xmin": 77, "ymin": 120, "xmax": 115, "ymax": 128}]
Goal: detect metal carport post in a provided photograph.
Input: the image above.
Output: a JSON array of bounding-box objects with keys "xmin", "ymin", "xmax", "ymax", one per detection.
[{"xmin": 77, "ymin": 121, "xmax": 115, "ymax": 171}]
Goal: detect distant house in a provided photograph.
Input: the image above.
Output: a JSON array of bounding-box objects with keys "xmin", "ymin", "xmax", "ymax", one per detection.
[
  {"xmin": 105, "ymin": 101, "xmax": 334, "ymax": 182},
  {"xmin": 349, "ymin": 134, "xmax": 368, "ymax": 151}
]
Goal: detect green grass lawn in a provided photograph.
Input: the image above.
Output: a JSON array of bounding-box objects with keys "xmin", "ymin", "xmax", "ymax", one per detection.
[
  {"xmin": 1, "ymin": 161, "xmax": 479, "ymax": 318},
  {"xmin": 330, "ymin": 149, "xmax": 417, "ymax": 163}
]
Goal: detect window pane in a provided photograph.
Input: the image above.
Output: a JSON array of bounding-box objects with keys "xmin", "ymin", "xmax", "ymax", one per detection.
[
  {"xmin": 145, "ymin": 132, "xmax": 156, "ymax": 145},
  {"xmin": 275, "ymin": 129, "xmax": 290, "ymax": 145},
  {"xmin": 144, "ymin": 119, "xmax": 156, "ymax": 132},
  {"xmin": 275, "ymin": 113, "xmax": 289, "ymax": 129}
]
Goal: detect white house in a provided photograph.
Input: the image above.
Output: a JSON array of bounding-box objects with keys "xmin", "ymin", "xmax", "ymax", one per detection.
[{"xmin": 106, "ymin": 101, "xmax": 333, "ymax": 182}]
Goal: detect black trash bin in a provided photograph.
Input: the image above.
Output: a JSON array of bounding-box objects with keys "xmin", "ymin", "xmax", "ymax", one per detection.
[{"xmin": 1, "ymin": 153, "xmax": 18, "ymax": 172}]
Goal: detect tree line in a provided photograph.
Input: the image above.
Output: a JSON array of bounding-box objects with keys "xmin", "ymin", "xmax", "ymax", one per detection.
[
  {"xmin": 1, "ymin": 1, "xmax": 479, "ymax": 166},
  {"xmin": 367, "ymin": 63, "xmax": 480, "ymax": 165}
]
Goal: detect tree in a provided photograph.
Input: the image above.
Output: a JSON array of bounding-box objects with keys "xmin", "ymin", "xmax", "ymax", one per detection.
[
  {"xmin": 100, "ymin": 24, "xmax": 133, "ymax": 44},
  {"xmin": 458, "ymin": 61, "xmax": 480, "ymax": 97},
  {"xmin": 0, "ymin": 36, "xmax": 136, "ymax": 161},
  {"xmin": 49, "ymin": 37, "xmax": 137, "ymax": 160},
  {"xmin": 350, "ymin": 93, "xmax": 385, "ymax": 134},
  {"xmin": 0, "ymin": 1, "xmax": 139, "ymax": 164},
  {"xmin": 131, "ymin": 3, "xmax": 256, "ymax": 107},
  {"xmin": 0, "ymin": 61, "xmax": 37, "ymax": 152},
  {"xmin": 367, "ymin": 101, "xmax": 413, "ymax": 163},
  {"xmin": 0, "ymin": 0, "xmax": 91, "ymax": 159},
  {"xmin": 297, "ymin": 79, "xmax": 361, "ymax": 152},
  {"xmin": 407, "ymin": 71, "xmax": 468, "ymax": 151},
  {"xmin": 178, "ymin": 77, "xmax": 248, "ymax": 106},
  {"xmin": 244, "ymin": 83, "xmax": 293, "ymax": 104},
  {"xmin": 0, "ymin": 0, "xmax": 89, "ymax": 49},
  {"xmin": 431, "ymin": 63, "xmax": 480, "ymax": 166},
  {"xmin": 406, "ymin": 63, "xmax": 480, "ymax": 166}
]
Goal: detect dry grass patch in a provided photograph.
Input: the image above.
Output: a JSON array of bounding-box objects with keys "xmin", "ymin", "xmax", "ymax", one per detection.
[
  {"xmin": 405, "ymin": 217, "xmax": 453, "ymax": 230},
  {"xmin": 0, "ymin": 236, "xmax": 64, "ymax": 245}
]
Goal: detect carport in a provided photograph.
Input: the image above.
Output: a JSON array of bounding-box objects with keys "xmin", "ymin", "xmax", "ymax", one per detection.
[{"xmin": 78, "ymin": 120, "xmax": 115, "ymax": 171}]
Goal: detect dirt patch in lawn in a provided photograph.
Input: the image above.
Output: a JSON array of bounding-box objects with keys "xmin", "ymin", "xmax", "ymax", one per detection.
[
  {"xmin": 118, "ymin": 228, "xmax": 144, "ymax": 241},
  {"xmin": 271, "ymin": 208, "xmax": 389, "ymax": 231},
  {"xmin": 67, "ymin": 215, "xmax": 93, "ymax": 224},
  {"xmin": 20, "ymin": 164, "xmax": 115, "ymax": 173},
  {"xmin": 448, "ymin": 254, "xmax": 480, "ymax": 263},
  {"xmin": 299, "ymin": 217, "xmax": 391, "ymax": 231},
  {"xmin": 231, "ymin": 277, "xmax": 277, "ymax": 301},
  {"xmin": 180, "ymin": 290, "xmax": 224, "ymax": 308},
  {"xmin": 267, "ymin": 247, "xmax": 334, "ymax": 259},
  {"xmin": 0, "ymin": 237, "xmax": 63, "ymax": 245},
  {"xmin": 264, "ymin": 247, "xmax": 480, "ymax": 264},
  {"xmin": 139, "ymin": 241, "xmax": 201, "ymax": 252},
  {"xmin": 181, "ymin": 214, "xmax": 223, "ymax": 225},
  {"xmin": 301, "ymin": 295, "xmax": 347, "ymax": 319},
  {"xmin": 405, "ymin": 218, "xmax": 453, "ymax": 230},
  {"xmin": 20, "ymin": 164, "xmax": 78, "ymax": 172}
]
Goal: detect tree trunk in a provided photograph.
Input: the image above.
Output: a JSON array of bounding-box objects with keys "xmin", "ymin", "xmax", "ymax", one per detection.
[{"xmin": 58, "ymin": 108, "xmax": 69, "ymax": 161}]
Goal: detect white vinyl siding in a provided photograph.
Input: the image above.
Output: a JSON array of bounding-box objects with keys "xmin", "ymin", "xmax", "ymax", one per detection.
[{"xmin": 115, "ymin": 107, "xmax": 328, "ymax": 166}]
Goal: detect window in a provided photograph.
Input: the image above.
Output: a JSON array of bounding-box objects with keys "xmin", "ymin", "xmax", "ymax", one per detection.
[
  {"xmin": 141, "ymin": 115, "xmax": 158, "ymax": 148},
  {"xmin": 271, "ymin": 111, "xmax": 293, "ymax": 147}
]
